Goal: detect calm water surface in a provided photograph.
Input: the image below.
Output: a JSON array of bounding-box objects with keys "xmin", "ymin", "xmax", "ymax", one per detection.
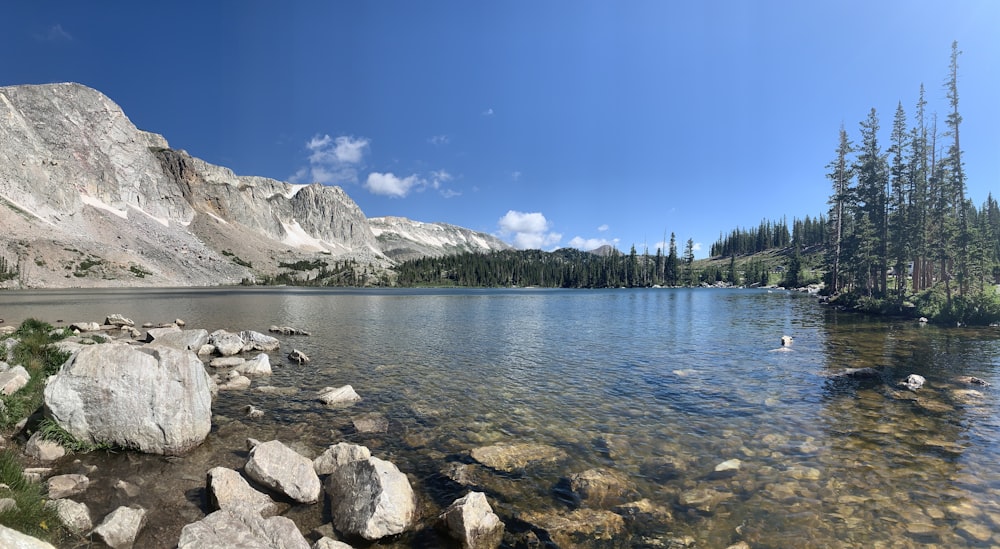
[{"xmin": 3, "ymin": 287, "xmax": 1000, "ymax": 547}]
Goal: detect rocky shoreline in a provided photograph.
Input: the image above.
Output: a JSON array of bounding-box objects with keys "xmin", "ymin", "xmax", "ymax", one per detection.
[{"xmin": 2, "ymin": 315, "xmax": 718, "ymax": 549}]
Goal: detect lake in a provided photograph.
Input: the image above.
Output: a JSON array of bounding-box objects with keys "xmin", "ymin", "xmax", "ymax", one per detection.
[{"xmin": 3, "ymin": 287, "xmax": 1000, "ymax": 547}]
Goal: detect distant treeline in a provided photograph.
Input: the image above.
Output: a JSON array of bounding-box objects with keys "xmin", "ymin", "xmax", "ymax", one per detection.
[{"xmin": 710, "ymin": 215, "xmax": 827, "ymax": 257}]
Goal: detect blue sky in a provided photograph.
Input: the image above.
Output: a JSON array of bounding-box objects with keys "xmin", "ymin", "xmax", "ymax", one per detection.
[{"xmin": 3, "ymin": 1, "xmax": 999, "ymax": 258}]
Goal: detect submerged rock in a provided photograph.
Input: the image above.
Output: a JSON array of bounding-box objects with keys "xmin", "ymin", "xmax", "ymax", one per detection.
[
  {"xmin": 269, "ymin": 325, "xmax": 311, "ymax": 336},
  {"xmin": 899, "ymin": 374, "xmax": 926, "ymax": 391},
  {"xmin": 565, "ymin": 468, "xmax": 636, "ymax": 509},
  {"xmin": 469, "ymin": 442, "xmax": 568, "ymax": 473},
  {"xmin": 288, "ymin": 349, "xmax": 311, "ymax": 364},
  {"xmin": 46, "ymin": 473, "xmax": 89, "ymax": 499},
  {"xmin": 520, "ymin": 508, "xmax": 626, "ymax": 548}
]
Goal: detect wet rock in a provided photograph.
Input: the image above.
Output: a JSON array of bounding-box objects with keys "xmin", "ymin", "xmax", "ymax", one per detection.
[
  {"xmin": 105, "ymin": 314, "xmax": 134, "ymax": 327},
  {"xmin": 270, "ymin": 325, "xmax": 311, "ymax": 336},
  {"xmin": 613, "ymin": 498, "xmax": 673, "ymax": 529},
  {"xmin": 323, "ymin": 442, "xmax": 416, "ymax": 540},
  {"xmin": 177, "ymin": 501, "xmax": 310, "ymax": 549},
  {"xmin": 352, "ymin": 413, "xmax": 388, "ymax": 434},
  {"xmin": 255, "ymin": 385, "xmax": 299, "ymax": 396},
  {"xmin": 236, "ymin": 353, "xmax": 272, "ymax": 377},
  {"xmin": 957, "ymin": 520, "xmax": 992, "ymax": 542},
  {"xmin": 70, "ymin": 321, "xmax": 101, "ymax": 332},
  {"xmin": 239, "ymin": 330, "xmax": 281, "ymax": 352},
  {"xmin": 219, "ymin": 372, "xmax": 252, "ymax": 391},
  {"xmin": 829, "ymin": 367, "xmax": 881, "ymax": 379},
  {"xmin": 91, "ymin": 505, "xmax": 146, "ymax": 549},
  {"xmin": 439, "ymin": 491, "xmax": 504, "ymax": 549},
  {"xmin": 899, "ymin": 374, "xmax": 926, "ymax": 391},
  {"xmin": 678, "ymin": 486, "xmax": 732, "ymax": 513},
  {"xmin": 245, "ymin": 440, "xmax": 321, "ymax": 504},
  {"xmin": 210, "ymin": 356, "xmax": 245, "ymax": 368},
  {"xmin": 520, "ymin": 508, "xmax": 626, "ymax": 548},
  {"xmin": 46, "ymin": 473, "xmax": 89, "ymax": 499},
  {"xmin": 208, "ymin": 330, "xmax": 245, "ymax": 356},
  {"xmin": 594, "ymin": 434, "xmax": 630, "ymax": 461},
  {"xmin": 566, "ymin": 468, "xmax": 635, "ymax": 508},
  {"xmin": 638, "ymin": 456, "xmax": 686, "ymax": 482},
  {"xmin": 314, "ymin": 442, "xmax": 371, "ymax": 475},
  {"xmin": 726, "ymin": 542, "xmax": 751, "ymax": 549},
  {"xmin": 197, "ymin": 344, "xmax": 216, "ymax": 356},
  {"xmin": 43, "ymin": 344, "xmax": 212, "ymax": 455},
  {"xmin": 175, "ymin": 319, "xmax": 186, "ymax": 326},
  {"xmin": 288, "ymin": 349, "xmax": 311, "ymax": 364},
  {"xmin": 0, "ymin": 525, "xmax": 56, "ymax": 548},
  {"xmin": 710, "ymin": 458, "xmax": 742, "ymax": 478},
  {"xmin": 469, "ymin": 442, "xmax": 569, "ymax": 473},
  {"xmin": 956, "ymin": 375, "xmax": 990, "ymax": 386},
  {"xmin": 0, "ymin": 365, "xmax": 29, "ymax": 396},
  {"xmin": 48, "ymin": 498, "xmax": 91, "ymax": 534},
  {"xmin": 781, "ymin": 335, "xmax": 793, "ymax": 346},
  {"xmin": 25, "ymin": 431, "xmax": 66, "ymax": 462},
  {"xmin": 317, "ymin": 385, "xmax": 360, "ymax": 407},
  {"xmin": 244, "ymin": 405, "xmax": 265, "ymax": 419},
  {"xmin": 206, "ymin": 466, "xmax": 282, "ymax": 516},
  {"xmin": 114, "ymin": 480, "xmax": 140, "ymax": 499}
]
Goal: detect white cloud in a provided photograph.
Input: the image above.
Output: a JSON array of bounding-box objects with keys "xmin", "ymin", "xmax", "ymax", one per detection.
[
  {"xmin": 497, "ymin": 211, "xmax": 562, "ymax": 250},
  {"xmin": 692, "ymin": 242, "xmax": 702, "ymax": 252},
  {"xmin": 511, "ymin": 171, "xmax": 522, "ymax": 181},
  {"xmin": 597, "ymin": 224, "xmax": 609, "ymax": 232},
  {"xmin": 429, "ymin": 170, "xmax": 452, "ymax": 189},
  {"xmin": 429, "ymin": 135, "xmax": 450, "ymax": 146},
  {"xmin": 290, "ymin": 134, "xmax": 369, "ymax": 184},
  {"xmin": 440, "ymin": 189, "xmax": 462, "ymax": 198},
  {"xmin": 568, "ymin": 237, "xmax": 619, "ymax": 251},
  {"xmin": 365, "ymin": 172, "xmax": 421, "ymax": 198},
  {"xmin": 482, "ymin": 107, "xmax": 495, "ymax": 117}
]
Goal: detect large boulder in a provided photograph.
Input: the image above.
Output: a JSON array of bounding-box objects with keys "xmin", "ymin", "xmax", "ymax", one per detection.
[
  {"xmin": 177, "ymin": 501, "xmax": 310, "ymax": 549},
  {"xmin": 146, "ymin": 328, "xmax": 209, "ymax": 351},
  {"xmin": 43, "ymin": 344, "xmax": 212, "ymax": 455},
  {"xmin": 0, "ymin": 525, "xmax": 57, "ymax": 549},
  {"xmin": 245, "ymin": 440, "xmax": 321, "ymax": 504},
  {"xmin": 323, "ymin": 442, "xmax": 416, "ymax": 540}
]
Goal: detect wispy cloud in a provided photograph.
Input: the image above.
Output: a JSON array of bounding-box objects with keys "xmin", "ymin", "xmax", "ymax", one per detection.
[
  {"xmin": 36, "ymin": 23, "xmax": 72, "ymax": 42},
  {"xmin": 497, "ymin": 210, "xmax": 562, "ymax": 250},
  {"xmin": 482, "ymin": 107, "xmax": 495, "ymax": 117},
  {"xmin": 597, "ymin": 224, "xmax": 609, "ymax": 232},
  {"xmin": 511, "ymin": 171, "xmax": 522, "ymax": 182},
  {"xmin": 429, "ymin": 134, "xmax": 450, "ymax": 146},
  {"xmin": 568, "ymin": 237, "xmax": 619, "ymax": 251},
  {"xmin": 290, "ymin": 134, "xmax": 369, "ymax": 184}
]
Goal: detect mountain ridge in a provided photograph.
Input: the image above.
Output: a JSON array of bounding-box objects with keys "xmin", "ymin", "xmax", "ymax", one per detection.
[{"xmin": 0, "ymin": 82, "xmax": 509, "ymax": 288}]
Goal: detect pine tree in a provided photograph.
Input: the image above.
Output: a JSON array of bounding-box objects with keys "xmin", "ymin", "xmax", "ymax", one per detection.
[
  {"xmin": 854, "ymin": 108, "xmax": 890, "ymax": 296},
  {"xmin": 825, "ymin": 125, "xmax": 853, "ymax": 294}
]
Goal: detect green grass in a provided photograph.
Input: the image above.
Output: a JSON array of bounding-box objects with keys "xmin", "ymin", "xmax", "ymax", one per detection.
[
  {"xmin": 0, "ymin": 450, "xmax": 67, "ymax": 543},
  {"xmin": 1, "ymin": 320, "xmax": 71, "ymax": 430}
]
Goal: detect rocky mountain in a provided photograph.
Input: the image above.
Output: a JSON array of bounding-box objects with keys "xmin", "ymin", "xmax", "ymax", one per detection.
[
  {"xmin": 0, "ymin": 83, "xmax": 507, "ymax": 288},
  {"xmin": 369, "ymin": 216, "xmax": 512, "ymax": 262}
]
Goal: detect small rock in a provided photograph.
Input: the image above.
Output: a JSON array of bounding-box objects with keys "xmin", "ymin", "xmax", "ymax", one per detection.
[
  {"xmin": 91, "ymin": 505, "xmax": 146, "ymax": 549},
  {"xmin": 270, "ymin": 325, "xmax": 311, "ymax": 336},
  {"xmin": 520, "ymin": 508, "xmax": 625, "ymax": 548},
  {"xmin": 236, "ymin": 353, "xmax": 272, "ymax": 376},
  {"xmin": 0, "ymin": 365, "xmax": 30, "ymax": 396},
  {"xmin": 956, "ymin": 375, "xmax": 990, "ymax": 386},
  {"xmin": 105, "ymin": 314, "xmax": 134, "ymax": 327},
  {"xmin": 25, "ymin": 431, "xmax": 66, "ymax": 462},
  {"xmin": 317, "ymin": 385, "xmax": 361, "ymax": 406},
  {"xmin": 219, "ymin": 374, "xmax": 251, "ymax": 390},
  {"xmin": 114, "ymin": 480, "xmax": 140, "ymax": 499},
  {"xmin": 208, "ymin": 330, "xmax": 245, "ymax": 356},
  {"xmin": 244, "ymin": 405, "xmax": 265, "ymax": 419},
  {"xmin": 22, "ymin": 467, "xmax": 53, "ymax": 483},
  {"xmin": 245, "ymin": 440, "xmax": 321, "ymax": 504},
  {"xmin": 713, "ymin": 458, "xmax": 742, "ymax": 476},
  {"xmin": 209, "ymin": 356, "xmax": 245, "ymax": 368},
  {"xmin": 288, "ymin": 349, "xmax": 311, "ymax": 364},
  {"xmin": 175, "ymin": 319, "xmax": 186, "ymax": 327},
  {"xmin": 781, "ymin": 335, "xmax": 793, "ymax": 346},
  {"xmin": 206, "ymin": 466, "xmax": 282, "ymax": 516},
  {"xmin": 70, "ymin": 321, "xmax": 101, "ymax": 332},
  {"xmin": 352, "ymin": 413, "xmax": 388, "ymax": 434},
  {"xmin": 239, "ymin": 330, "xmax": 281, "ymax": 352},
  {"xmin": 312, "ymin": 538, "xmax": 355, "ymax": 549},
  {"xmin": 899, "ymin": 373, "xmax": 926, "ymax": 391}
]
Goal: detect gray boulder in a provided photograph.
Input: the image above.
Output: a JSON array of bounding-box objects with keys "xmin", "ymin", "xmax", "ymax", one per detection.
[
  {"xmin": 0, "ymin": 365, "xmax": 30, "ymax": 396},
  {"xmin": 147, "ymin": 328, "xmax": 209, "ymax": 351},
  {"xmin": 237, "ymin": 354, "xmax": 272, "ymax": 377},
  {"xmin": 43, "ymin": 344, "xmax": 212, "ymax": 455},
  {"xmin": 209, "ymin": 330, "xmax": 245, "ymax": 356},
  {"xmin": 439, "ymin": 491, "xmax": 504, "ymax": 549},
  {"xmin": 316, "ymin": 385, "xmax": 360, "ymax": 407},
  {"xmin": 105, "ymin": 314, "xmax": 134, "ymax": 327},
  {"xmin": 0, "ymin": 524, "xmax": 57, "ymax": 549},
  {"xmin": 177, "ymin": 501, "xmax": 310, "ymax": 549},
  {"xmin": 240, "ymin": 330, "xmax": 280, "ymax": 352},
  {"xmin": 207, "ymin": 467, "xmax": 281, "ymax": 516},
  {"xmin": 70, "ymin": 321, "xmax": 101, "ymax": 332},
  {"xmin": 323, "ymin": 442, "xmax": 416, "ymax": 540},
  {"xmin": 91, "ymin": 505, "xmax": 146, "ymax": 549},
  {"xmin": 245, "ymin": 440, "xmax": 321, "ymax": 504}
]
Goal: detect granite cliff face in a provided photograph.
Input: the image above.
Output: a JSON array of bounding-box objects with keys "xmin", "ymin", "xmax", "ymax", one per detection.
[
  {"xmin": 0, "ymin": 83, "xmax": 506, "ymax": 288},
  {"xmin": 370, "ymin": 216, "xmax": 512, "ymax": 262}
]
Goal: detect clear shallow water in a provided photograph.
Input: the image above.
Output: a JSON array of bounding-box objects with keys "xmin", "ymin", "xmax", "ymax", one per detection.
[{"xmin": 3, "ymin": 287, "xmax": 1000, "ymax": 547}]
